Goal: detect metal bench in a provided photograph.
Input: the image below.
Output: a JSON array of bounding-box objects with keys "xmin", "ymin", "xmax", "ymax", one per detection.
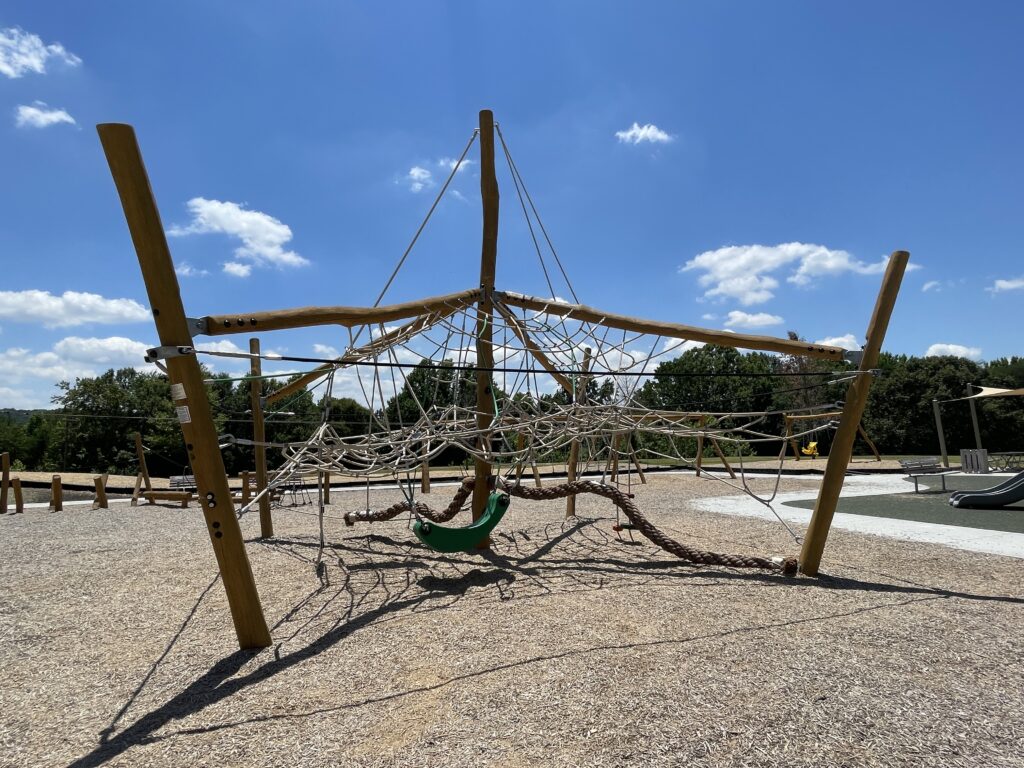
[
  {"xmin": 899, "ymin": 457, "xmax": 956, "ymax": 493},
  {"xmin": 169, "ymin": 474, "xmax": 197, "ymax": 492}
]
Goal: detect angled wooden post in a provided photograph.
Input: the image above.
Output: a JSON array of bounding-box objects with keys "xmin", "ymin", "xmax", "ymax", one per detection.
[
  {"xmin": 1, "ymin": 452, "xmax": 8, "ymax": 514},
  {"xmin": 249, "ymin": 337, "xmax": 273, "ymax": 537},
  {"xmin": 932, "ymin": 399, "xmax": 949, "ymax": 468},
  {"xmin": 93, "ymin": 474, "xmax": 109, "ymax": 509},
  {"xmin": 472, "ymin": 108, "xmax": 499, "ymax": 546},
  {"xmin": 799, "ymin": 251, "xmax": 908, "ymax": 576},
  {"xmin": 240, "ymin": 471, "xmax": 251, "ymax": 505},
  {"xmin": 420, "ymin": 459, "xmax": 431, "ymax": 494},
  {"xmin": 98, "ymin": 123, "xmax": 271, "ymax": 649},
  {"xmin": 12, "ymin": 478, "xmax": 23, "ymax": 514},
  {"xmin": 967, "ymin": 383, "xmax": 983, "ymax": 450}
]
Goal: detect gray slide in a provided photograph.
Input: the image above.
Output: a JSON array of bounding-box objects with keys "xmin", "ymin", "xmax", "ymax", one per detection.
[{"xmin": 950, "ymin": 470, "xmax": 1024, "ymax": 509}]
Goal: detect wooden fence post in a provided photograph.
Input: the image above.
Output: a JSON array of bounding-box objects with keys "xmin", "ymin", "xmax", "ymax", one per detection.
[
  {"xmin": 12, "ymin": 478, "xmax": 23, "ymax": 514},
  {"xmin": 1, "ymin": 452, "xmax": 9, "ymax": 514},
  {"xmin": 93, "ymin": 474, "xmax": 109, "ymax": 509},
  {"xmin": 250, "ymin": 337, "xmax": 273, "ymax": 537},
  {"xmin": 50, "ymin": 475, "xmax": 63, "ymax": 513}
]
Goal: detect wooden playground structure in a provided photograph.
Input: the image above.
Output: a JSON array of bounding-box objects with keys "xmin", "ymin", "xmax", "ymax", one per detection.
[{"xmin": 95, "ymin": 111, "xmax": 908, "ymax": 649}]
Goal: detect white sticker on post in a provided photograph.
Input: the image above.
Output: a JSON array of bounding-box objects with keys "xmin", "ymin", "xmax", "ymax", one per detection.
[
  {"xmin": 175, "ymin": 405, "xmax": 192, "ymax": 424},
  {"xmin": 170, "ymin": 383, "xmax": 186, "ymax": 401}
]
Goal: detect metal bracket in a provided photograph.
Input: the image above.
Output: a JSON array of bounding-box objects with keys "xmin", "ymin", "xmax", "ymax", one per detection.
[
  {"xmin": 144, "ymin": 345, "xmax": 194, "ymax": 363},
  {"xmin": 186, "ymin": 316, "xmax": 210, "ymax": 336},
  {"xmin": 843, "ymin": 349, "xmax": 864, "ymax": 365}
]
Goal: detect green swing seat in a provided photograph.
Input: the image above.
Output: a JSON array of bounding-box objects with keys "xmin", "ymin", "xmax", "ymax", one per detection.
[{"xmin": 413, "ymin": 492, "xmax": 511, "ymax": 553}]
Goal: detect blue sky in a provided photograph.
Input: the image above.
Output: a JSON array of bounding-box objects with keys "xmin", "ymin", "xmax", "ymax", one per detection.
[{"xmin": 1, "ymin": 2, "xmax": 1022, "ymax": 409}]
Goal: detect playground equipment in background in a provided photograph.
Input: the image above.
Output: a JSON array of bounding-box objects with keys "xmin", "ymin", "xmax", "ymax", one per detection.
[
  {"xmin": 783, "ymin": 411, "xmax": 881, "ymax": 461},
  {"xmin": 801, "ymin": 442, "xmax": 819, "ymax": 458},
  {"xmin": 950, "ymin": 470, "xmax": 1024, "ymax": 509},
  {"xmin": 97, "ymin": 112, "xmax": 908, "ymax": 649},
  {"xmin": 131, "ymin": 432, "xmax": 192, "ymax": 508},
  {"xmin": 931, "ymin": 384, "xmax": 1024, "ymax": 468}
]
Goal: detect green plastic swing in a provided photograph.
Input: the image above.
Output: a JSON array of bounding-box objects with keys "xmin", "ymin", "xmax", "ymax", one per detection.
[{"xmin": 413, "ymin": 492, "xmax": 511, "ymax": 553}]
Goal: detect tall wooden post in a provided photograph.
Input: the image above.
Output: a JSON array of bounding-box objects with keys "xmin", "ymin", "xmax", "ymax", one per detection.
[
  {"xmin": 250, "ymin": 337, "xmax": 273, "ymax": 537},
  {"xmin": 799, "ymin": 251, "xmax": 908, "ymax": 576},
  {"xmin": 11, "ymin": 478, "xmax": 23, "ymax": 514},
  {"xmin": 932, "ymin": 400, "xmax": 949, "ymax": 468},
  {"xmin": 566, "ymin": 348, "xmax": 592, "ymax": 518},
  {"xmin": 50, "ymin": 475, "xmax": 63, "ymax": 513},
  {"xmin": 472, "ymin": 109, "xmax": 499, "ymax": 545},
  {"xmin": 98, "ymin": 124, "xmax": 271, "ymax": 649}
]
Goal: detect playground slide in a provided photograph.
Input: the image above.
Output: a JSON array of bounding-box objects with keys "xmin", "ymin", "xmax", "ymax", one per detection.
[{"xmin": 949, "ymin": 470, "xmax": 1024, "ymax": 509}]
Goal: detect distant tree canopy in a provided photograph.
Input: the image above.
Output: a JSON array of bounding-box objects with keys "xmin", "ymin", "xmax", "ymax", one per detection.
[{"xmin": 2, "ymin": 350, "xmax": 1023, "ymax": 475}]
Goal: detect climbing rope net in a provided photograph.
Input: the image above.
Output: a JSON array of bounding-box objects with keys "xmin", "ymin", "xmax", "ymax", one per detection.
[{"xmin": 197, "ymin": 122, "xmax": 860, "ymax": 574}]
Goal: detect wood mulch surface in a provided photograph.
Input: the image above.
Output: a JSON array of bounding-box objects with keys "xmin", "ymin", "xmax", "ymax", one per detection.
[{"xmin": 1, "ymin": 472, "xmax": 1020, "ymax": 767}]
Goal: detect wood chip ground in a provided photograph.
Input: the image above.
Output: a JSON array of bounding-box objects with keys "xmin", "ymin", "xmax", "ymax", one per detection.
[{"xmin": 1, "ymin": 472, "xmax": 1021, "ymax": 767}]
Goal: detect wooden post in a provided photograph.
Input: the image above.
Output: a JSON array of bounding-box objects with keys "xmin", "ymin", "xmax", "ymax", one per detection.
[
  {"xmin": 420, "ymin": 459, "xmax": 431, "ymax": 494},
  {"xmin": 610, "ymin": 434, "xmax": 620, "ymax": 484},
  {"xmin": 800, "ymin": 251, "xmax": 908, "ymax": 576},
  {"xmin": 250, "ymin": 337, "xmax": 273, "ymax": 537},
  {"xmin": 12, "ymin": 478, "xmax": 23, "ymax": 514},
  {"xmin": 695, "ymin": 417, "xmax": 706, "ymax": 478},
  {"xmin": 240, "ymin": 471, "xmax": 251, "ymax": 505},
  {"xmin": 323, "ymin": 471, "xmax": 331, "ymax": 505},
  {"xmin": 134, "ymin": 432, "xmax": 153, "ymax": 494},
  {"xmin": 50, "ymin": 475, "xmax": 63, "ymax": 512},
  {"xmin": 566, "ymin": 348, "xmax": 593, "ymax": 518},
  {"xmin": 932, "ymin": 399, "xmax": 949, "ymax": 468},
  {"xmin": 93, "ymin": 474, "xmax": 109, "ymax": 509},
  {"xmin": 472, "ymin": 108, "xmax": 499, "ymax": 546},
  {"xmin": 855, "ymin": 423, "xmax": 882, "ymax": 462},
  {"xmin": 785, "ymin": 417, "xmax": 801, "ymax": 460},
  {"xmin": 967, "ymin": 383, "xmax": 983, "ymax": 450},
  {"xmin": 709, "ymin": 438, "xmax": 737, "ymax": 479},
  {"xmin": 98, "ymin": 123, "xmax": 271, "ymax": 649},
  {"xmin": 1, "ymin": 452, "xmax": 8, "ymax": 514}
]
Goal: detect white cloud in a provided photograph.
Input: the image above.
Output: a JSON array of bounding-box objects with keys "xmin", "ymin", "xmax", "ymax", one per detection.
[
  {"xmin": 313, "ymin": 343, "xmax": 339, "ymax": 359},
  {"xmin": 402, "ymin": 166, "xmax": 434, "ymax": 193},
  {"xmin": 0, "ymin": 26, "xmax": 81, "ymax": 79},
  {"xmin": 195, "ymin": 340, "xmax": 246, "ymax": 355},
  {"xmin": 815, "ymin": 333, "xmax": 861, "ymax": 351},
  {"xmin": 0, "ymin": 385, "xmax": 46, "ymax": 409},
  {"xmin": 700, "ymin": 313, "xmax": 717, "ymax": 321},
  {"xmin": 437, "ymin": 157, "xmax": 475, "ymax": 173},
  {"xmin": 0, "ymin": 289, "xmax": 149, "ymax": 328},
  {"xmin": 925, "ymin": 343, "xmax": 982, "ymax": 361},
  {"xmin": 222, "ymin": 262, "xmax": 252, "ymax": 278},
  {"xmin": 922, "ymin": 280, "xmax": 941, "ymax": 293},
  {"xmin": 615, "ymin": 122, "xmax": 673, "ymax": 145},
  {"xmin": 175, "ymin": 262, "xmax": 209, "ymax": 278},
  {"xmin": 682, "ymin": 243, "xmax": 908, "ymax": 305},
  {"xmin": 0, "ymin": 336, "xmax": 153, "ymax": 391},
  {"xmin": 988, "ymin": 277, "xmax": 1024, "ymax": 293},
  {"xmin": 168, "ymin": 198, "xmax": 308, "ymax": 270},
  {"xmin": 14, "ymin": 101, "xmax": 75, "ymax": 129},
  {"xmin": 723, "ymin": 310, "xmax": 784, "ymax": 329},
  {"xmin": 54, "ymin": 336, "xmax": 151, "ymax": 365}
]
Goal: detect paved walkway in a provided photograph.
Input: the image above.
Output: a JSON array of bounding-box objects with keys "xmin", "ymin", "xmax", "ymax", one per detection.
[{"xmin": 692, "ymin": 472, "xmax": 1024, "ymax": 561}]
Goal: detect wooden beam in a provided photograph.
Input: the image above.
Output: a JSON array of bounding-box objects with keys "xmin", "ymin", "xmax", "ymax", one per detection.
[
  {"xmin": 250, "ymin": 337, "xmax": 273, "ymax": 537},
  {"xmin": 472, "ymin": 109, "xmax": 499, "ymax": 546},
  {"xmin": 497, "ymin": 291, "xmax": 848, "ymax": 361},
  {"xmin": 494, "ymin": 302, "xmax": 574, "ymax": 393},
  {"xmin": 240, "ymin": 471, "xmax": 251, "ymax": 505},
  {"xmin": 134, "ymin": 432, "xmax": 153, "ymax": 492},
  {"xmin": 800, "ymin": 251, "xmax": 909, "ymax": 576},
  {"xmin": 98, "ymin": 123, "xmax": 272, "ymax": 649},
  {"xmin": 932, "ymin": 399, "xmax": 949, "ymax": 468},
  {"xmin": 967, "ymin": 383, "xmax": 983, "ymax": 449},
  {"xmin": 265, "ymin": 309, "xmax": 461, "ymax": 406},
  {"xmin": 200, "ymin": 289, "xmax": 480, "ymax": 337},
  {"xmin": 420, "ymin": 459, "xmax": 431, "ymax": 494}
]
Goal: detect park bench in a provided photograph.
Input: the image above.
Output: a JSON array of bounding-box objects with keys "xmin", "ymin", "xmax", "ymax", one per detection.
[
  {"xmin": 899, "ymin": 457, "xmax": 956, "ymax": 493},
  {"xmin": 169, "ymin": 474, "xmax": 197, "ymax": 492}
]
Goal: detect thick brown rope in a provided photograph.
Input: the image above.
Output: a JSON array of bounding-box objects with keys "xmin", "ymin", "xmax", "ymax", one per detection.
[{"xmin": 343, "ymin": 477, "xmax": 797, "ymax": 575}]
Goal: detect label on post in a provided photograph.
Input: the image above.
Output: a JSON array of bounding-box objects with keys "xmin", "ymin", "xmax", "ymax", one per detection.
[
  {"xmin": 170, "ymin": 383, "xmax": 186, "ymax": 401},
  {"xmin": 175, "ymin": 405, "xmax": 192, "ymax": 424}
]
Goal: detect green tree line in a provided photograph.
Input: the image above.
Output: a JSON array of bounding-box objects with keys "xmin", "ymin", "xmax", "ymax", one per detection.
[{"xmin": 1, "ymin": 348, "xmax": 1022, "ymax": 476}]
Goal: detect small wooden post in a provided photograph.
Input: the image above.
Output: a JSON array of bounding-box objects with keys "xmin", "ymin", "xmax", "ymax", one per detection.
[
  {"xmin": 566, "ymin": 348, "xmax": 592, "ymax": 518},
  {"xmin": 609, "ymin": 434, "xmax": 621, "ymax": 484},
  {"xmin": 420, "ymin": 459, "xmax": 431, "ymax": 494},
  {"xmin": 472, "ymin": 108, "xmax": 499, "ymax": 547},
  {"xmin": 12, "ymin": 478, "xmax": 23, "ymax": 514},
  {"xmin": 800, "ymin": 251, "xmax": 908, "ymax": 576},
  {"xmin": 98, "ymin": 123, "xmax": 271, "ymax": 649},
  {"xmin": 323, "ymin": 471, "xmax": 331, "ymax": 505},
  {"xmin": 1, "ymin": 452, "xmax": 9, "ymax": 514},
  {"xmin": 92, "ymin": 474, "xmax": 109, "ymax": 509},
  {"xmin": 932, "ymin": 399, "xmax": 949, "ymax": 468},
  {"xmin": 250, "ymin": 337, "xmax": 273, "ymax": 537},
  {"xmin": 785, "ymin": 416, "xmax": 801, "ymax": 460},
  {"xmin": 709, "ymin": 438, "xmax": 737, "ymax": 479},
  {"xmin": 240, "ymin": 471, "xmax": 251, "ymax": 505},
  {"xmin": 50, "ymin": 475, "xmax": 63, "ymax": 512},
  {"xmin": 855, "ymin": 423, "xmax": 882, "ymax": 462},
  {"xmin": 695, "ymin": 417, "xmax": 706, "ymax": 478},
  {"xmin": 134, "ymin": 432, "xmax": 153, "ymax": 494}
]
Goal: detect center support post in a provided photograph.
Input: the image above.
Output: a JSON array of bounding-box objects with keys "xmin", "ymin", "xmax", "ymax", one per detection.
[{"xmin": 472, "ymin": 109, "xmax": 500, "ymax": 546}]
